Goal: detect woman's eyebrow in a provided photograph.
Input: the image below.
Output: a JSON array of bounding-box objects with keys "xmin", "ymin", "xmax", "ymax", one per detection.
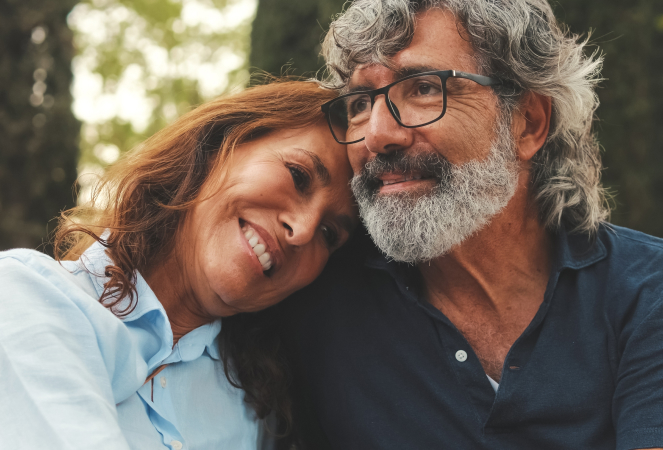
[{"xmin": 293, "ymin": 148, "xmax": 331, "ymax": 186}]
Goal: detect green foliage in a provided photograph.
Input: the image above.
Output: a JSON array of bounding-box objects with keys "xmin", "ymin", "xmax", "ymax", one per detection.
[
  {"xmin": 0, "ymin": 0, "xmax": 81, "ymax": 252},
  {"xmin": 252, "ymin": 0, "xmax": 663, "ymax": 236},
  {"xmin": 68, "ymin": 0, "xmax": 255, "ymax": 189}
]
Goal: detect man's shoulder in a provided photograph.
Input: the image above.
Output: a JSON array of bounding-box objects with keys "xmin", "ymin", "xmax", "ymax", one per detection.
[
  {"xmin": 281, "ymin": 232, "xmax": 394, "ymax": 322},
  {"xmin": 598, "ymin": 224, "xmax": 663, "ymax": 264},
  {"xmin": 588, "ymin": 224, "xmax": 663, "ymax": 319}
]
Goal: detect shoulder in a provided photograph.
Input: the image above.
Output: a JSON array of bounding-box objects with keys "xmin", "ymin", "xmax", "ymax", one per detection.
[
  {"xmin": 596, "ymin": 225, "xmax": 663, "ymax": 283},
  {"xmin": 0, "ymin": 249, "xmax": 70, "ymax": 291},
  {"xmin": 590, "ymin": 225, "xmax": 663, "ymax": 330},
  {"xmin": 0, "ymin": 249, "xmax": 145, "ymax": 397},
  {"xmin": 600, "ymin": 224, "xmax": 663, "ymax": 255},
  {"xmin": 0, "ymin": 249, "xmax": 98, "ymax": 302},
  {"xmin": 0, "ymin": 249, "xmax": 119, "ymax": 338},
  {"xmin": 294, "ymin": 232, "xmax": 380, "ymax": 302},
  {"xmin": 278, "ymin": 232, "xmax": 394, "ymax": 340}
]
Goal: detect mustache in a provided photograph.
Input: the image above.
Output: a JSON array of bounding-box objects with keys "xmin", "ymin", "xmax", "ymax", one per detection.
[{"xmin": 353, "ymin": 151, "xmax": 453, "ymax": 195}]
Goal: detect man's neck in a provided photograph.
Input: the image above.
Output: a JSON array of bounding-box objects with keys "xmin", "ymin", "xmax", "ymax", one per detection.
[{"xmin": 418, "ymin": 182, "xmax": 553, "ymax": 380}]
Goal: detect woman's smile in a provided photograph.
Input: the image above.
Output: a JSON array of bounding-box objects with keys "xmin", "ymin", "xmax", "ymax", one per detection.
[
  {"xmin": 167, "ymin": 122, "xmax": 358, "ymax": 317},
  {"xmin": 239, "ymin": 218, "xmax": 283, "ymax": 275}
]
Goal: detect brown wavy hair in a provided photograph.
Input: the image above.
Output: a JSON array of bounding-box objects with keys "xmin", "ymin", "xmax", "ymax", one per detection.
[{"xmin": 54, "ymin": 78, "xmax": 339, "ymax": 433}]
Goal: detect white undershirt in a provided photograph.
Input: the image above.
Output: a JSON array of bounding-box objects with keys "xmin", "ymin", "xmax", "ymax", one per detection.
[{"xmin": 487, "ymin": 375, "xmax": 500, "ymax": 393}]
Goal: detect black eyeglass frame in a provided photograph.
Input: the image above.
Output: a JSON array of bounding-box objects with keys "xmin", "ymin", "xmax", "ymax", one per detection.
[{"xmin": 321, "ymin": 70, "xmax": 502, "ymax": 144}]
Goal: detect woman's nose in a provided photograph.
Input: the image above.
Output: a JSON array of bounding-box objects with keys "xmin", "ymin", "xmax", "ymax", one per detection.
[
  {"xmin": 364, "ymin": 96, "xmax": 413, "ymax": 155},
  {"xmin": 281, "ymin": 210, "xmax": 319, "ymax": 248}
]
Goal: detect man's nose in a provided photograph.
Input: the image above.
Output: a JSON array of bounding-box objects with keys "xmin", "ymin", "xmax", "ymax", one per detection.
[{"xmin": 364, "ymin": 96, "xmax": 413, "ymax": 155}]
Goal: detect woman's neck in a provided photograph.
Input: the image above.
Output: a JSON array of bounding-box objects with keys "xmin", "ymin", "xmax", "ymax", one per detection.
[{"xmin": 144, "ymin": 255, "xmax": 213, "ymax": 345}]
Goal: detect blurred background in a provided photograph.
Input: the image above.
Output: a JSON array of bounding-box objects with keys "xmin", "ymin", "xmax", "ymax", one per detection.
[{"xmin": 1, "ymin": 0, "xmax": 662, "ymax": 254}]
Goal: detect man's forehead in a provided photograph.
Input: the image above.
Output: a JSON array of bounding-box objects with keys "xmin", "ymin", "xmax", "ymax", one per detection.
[
  {"xmin": 347, "ymin": 8, "xmax": 478, "ymax": 89},
  {"xmin": 348, "ymin": 63, "xmax": 438, "ymax": 89}
]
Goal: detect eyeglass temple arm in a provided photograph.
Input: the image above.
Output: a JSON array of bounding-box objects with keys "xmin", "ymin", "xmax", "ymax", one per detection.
[{"xmin": 453, "ymin": 70, "xmax": 502, "ymax": 86}]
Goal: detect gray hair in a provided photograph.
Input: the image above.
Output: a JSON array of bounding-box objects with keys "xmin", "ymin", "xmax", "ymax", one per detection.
[{"xmin": 322, "ymin": 0, "xmax": 609, "ymax": 235}]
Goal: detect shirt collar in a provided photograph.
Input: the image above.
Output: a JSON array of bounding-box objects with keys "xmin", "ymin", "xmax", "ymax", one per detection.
[
  {"xmin": 78, "ymin": 240, "xmax": 166, "ymax": 322},
  {"xmin": 77, "ymin": 240, "xmax": 222, "ymax": 363},
  {"xmin": 551, "ymin": 224, "xmax": 607, "ymax": 271},
  {"xmin": 164, "ymin": 320, "xmax": 222, "ymax": 363}
]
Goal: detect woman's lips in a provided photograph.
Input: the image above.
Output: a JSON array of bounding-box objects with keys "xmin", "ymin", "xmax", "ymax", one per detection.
[
  {"xmin": 239, "ymin": 220, "xmax": 283, "ymax": 274},
  {"xmin": 243, "ymin": 227, "xmax": 272, "ymax": 271}
]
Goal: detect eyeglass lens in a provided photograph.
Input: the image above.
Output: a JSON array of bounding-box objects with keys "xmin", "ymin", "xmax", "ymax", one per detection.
[
  {"xmin": 328, "ymin": 74, "xmax": 453, "ymax": 143},
  {"xmin": 328, "ymin": 74, "xmax": 485, "ymax": 144}
]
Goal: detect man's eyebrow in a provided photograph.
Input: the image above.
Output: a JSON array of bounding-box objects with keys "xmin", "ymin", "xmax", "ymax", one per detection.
[
  {"xmin": 347, "ymin": 84, "xmax": 374, "ymax": 94},
  {"xmin": 394, "ymin": 65, "xmax": 442, "ymax": 79},
  {"xmin": 293, "ymin": 148, "xmax": 331, "ymax": 186},
  {"xmin": 347, "ymin": 65, "xmax": 444, "ymax": 93}
]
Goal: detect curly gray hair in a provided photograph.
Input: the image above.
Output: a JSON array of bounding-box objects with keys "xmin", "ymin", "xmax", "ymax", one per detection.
[{"xmin": 322, "ymin": 0, "xmax": 609, "ymax": 235}]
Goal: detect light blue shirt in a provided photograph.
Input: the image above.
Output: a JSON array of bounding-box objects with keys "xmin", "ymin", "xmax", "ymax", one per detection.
[{"xmin": 0, "ymin": 242, "xmax": 274, "ymax": 450}]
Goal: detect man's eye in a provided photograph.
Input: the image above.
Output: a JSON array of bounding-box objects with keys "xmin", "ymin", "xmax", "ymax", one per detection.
[
  {"xmin": 349, "ymin": 96, "xmax": 370, "ymax": 117},
  {"xmin": 288, "ymin": 165, "xmax": 310, "ymax": 192},
  {"xmin": 415, "ymin": 83, "xmax": 440, "ymax": 96},
  {"xmin": 321, "ymin": 224, "xmax": 339, "ymax": 248}
]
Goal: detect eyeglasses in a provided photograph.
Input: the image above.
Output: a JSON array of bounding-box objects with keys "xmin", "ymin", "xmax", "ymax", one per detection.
[{"xmin": 321, "ymin": 70, "xmax": 502, "ymax": 144}]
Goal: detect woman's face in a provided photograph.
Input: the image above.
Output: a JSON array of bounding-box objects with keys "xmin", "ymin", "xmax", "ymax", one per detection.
[{"xmin": 181, "ymin": 123, "xmax": 358, "ymax": 316}]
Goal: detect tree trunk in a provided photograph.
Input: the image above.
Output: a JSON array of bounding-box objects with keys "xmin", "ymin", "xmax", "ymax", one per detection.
[
  {"xmin": 0, "ymin": 0, "xmax": 81, "ymax": 253},
  {"xmin": 250, "ymin": 0, "xmax": 345, "ymax": 76}
]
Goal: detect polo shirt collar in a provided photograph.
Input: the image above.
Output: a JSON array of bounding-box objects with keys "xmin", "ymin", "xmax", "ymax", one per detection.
[{"xmin": 552, "ymin": 224, "xmax": 607, "ymax": 271}]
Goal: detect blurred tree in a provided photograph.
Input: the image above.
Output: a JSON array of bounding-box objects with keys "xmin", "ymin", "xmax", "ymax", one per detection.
[
  {"xmin": 251, "ymin": 0, "xmax": 663, "ymax": 236},
  {"xmin": 0, "ymin": 0, "xmax": 81, "ymax": 252},
  {"xmin": 250, "ymin": 0, "xmax": 344, "ymax": 75},
  {"xmin": 554, "ymin": 0, "xmax": 663, "ymax": 236},
  {"xmin": 68, "ymin": 0, "xmax": 256, "ymax": 202}
]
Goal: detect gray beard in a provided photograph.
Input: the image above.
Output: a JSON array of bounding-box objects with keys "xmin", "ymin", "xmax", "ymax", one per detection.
[{"xmin": 351, "ymin": 119, "xmax": 520, "ymax": 263}]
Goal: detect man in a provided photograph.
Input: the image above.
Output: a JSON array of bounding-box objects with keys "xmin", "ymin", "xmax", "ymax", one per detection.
[{"xmin": 277, "ymin": 1, "xmax": 663, "ymax": 449}]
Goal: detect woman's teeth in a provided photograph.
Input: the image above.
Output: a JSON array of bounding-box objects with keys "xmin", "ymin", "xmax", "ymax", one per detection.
[{"xmin": 244, "ymin": 228, "xmax": 272, "ymax": 271}]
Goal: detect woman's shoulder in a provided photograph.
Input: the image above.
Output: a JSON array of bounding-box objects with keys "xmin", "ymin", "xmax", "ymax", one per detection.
[
  {"xmin": 0, "ymin": 248, "xmax": 99, "ymax": 303},
  {"xmin": 0, "ymin": 248, "xmax": 149, "ymax": 401}
]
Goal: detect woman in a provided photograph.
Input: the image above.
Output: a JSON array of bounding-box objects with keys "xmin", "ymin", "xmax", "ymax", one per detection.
[{"xmin": 0, "ymin": 80, "xmax": 357, "ymax": 449}]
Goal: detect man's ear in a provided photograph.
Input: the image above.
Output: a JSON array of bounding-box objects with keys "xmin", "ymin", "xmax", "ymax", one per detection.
[{"xmin": 512, "ymin": 92, "xmax": 552, "ymax": 161}]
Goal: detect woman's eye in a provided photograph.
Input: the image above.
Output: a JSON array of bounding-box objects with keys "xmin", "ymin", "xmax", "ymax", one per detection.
[
  {"xmin": 288, "ymin": 165, "xmax": 310, "ymax": 192},
  {"xmin": 321, "ymin": 224, "xmax": 339, "ymax": 249}
]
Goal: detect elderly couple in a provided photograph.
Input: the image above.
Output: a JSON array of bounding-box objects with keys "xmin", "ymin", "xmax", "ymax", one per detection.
[{"xmin": 1, "ymin": 0, "xmax": 662, "ymax": 449}]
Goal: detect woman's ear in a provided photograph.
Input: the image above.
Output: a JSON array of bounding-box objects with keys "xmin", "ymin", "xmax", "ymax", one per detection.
[{"xmin": 512, "ymin": 92, "xmax": 552, "ymax": 161}]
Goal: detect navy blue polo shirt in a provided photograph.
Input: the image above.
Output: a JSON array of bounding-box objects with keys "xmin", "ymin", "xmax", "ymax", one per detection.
[{"xmin": 279, "ymin": 224, "xmax": 663, "ymax": 450}]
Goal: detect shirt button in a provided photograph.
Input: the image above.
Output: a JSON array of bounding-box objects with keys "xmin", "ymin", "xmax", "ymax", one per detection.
[
  {"xmin": 170, "ymin": 440, "xmax": 183, "ymax": 450},
  {"xmin": 455, "ymin": 350, "xmax": 468, "ymax": 362},
  {"xmin": 160, "ymin": 376, "xmax": 167, "ymax": 388}
]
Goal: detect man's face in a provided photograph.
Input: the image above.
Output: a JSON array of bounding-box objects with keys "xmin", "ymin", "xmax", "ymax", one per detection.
[
  {"xmin": 347, "ymin": 8, "xmax": 501, "ymax": 179},
  {"xmin": 347, "ymin": 8, "xmax": 520, "ymax": 262}
]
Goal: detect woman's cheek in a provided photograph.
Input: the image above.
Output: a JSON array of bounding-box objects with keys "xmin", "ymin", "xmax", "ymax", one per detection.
[{"xmin": 293, "ymin": 246, "xmax": 329, "ymax": 288}]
